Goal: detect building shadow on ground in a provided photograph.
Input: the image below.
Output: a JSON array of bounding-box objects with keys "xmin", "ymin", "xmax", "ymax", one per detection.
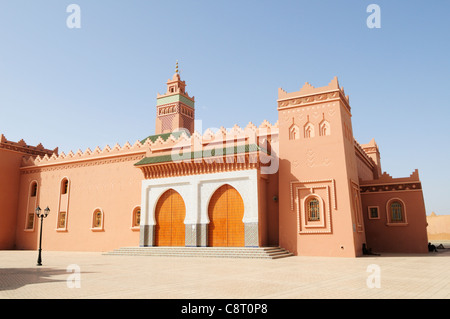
[
  {"xmin": 360, "ymin": 248, "xmax": 450, "ymax": 258},
  {"xmin": 0, "ymin": 267, "xmax": 92, "ymax": 292}
]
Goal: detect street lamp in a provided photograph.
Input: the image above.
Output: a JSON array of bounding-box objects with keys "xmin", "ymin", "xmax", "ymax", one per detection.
[{"xmin": 35, "ymin": 206, "xmax": 50, "ymax": 266}]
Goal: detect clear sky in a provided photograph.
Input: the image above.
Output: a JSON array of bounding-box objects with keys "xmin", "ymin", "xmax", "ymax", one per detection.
[{"xmin": 0, "ymin": 1, "xmax": 449, "ymax": 214}]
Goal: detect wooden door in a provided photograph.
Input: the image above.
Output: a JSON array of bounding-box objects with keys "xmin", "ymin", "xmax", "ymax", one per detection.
[
  {"xmin": 208, "ymin": 185, "xmax": 245, "ymax": 247},
  {"xmin": 155, "ymin": 189, "xmax": 186, "ymax": 246}
]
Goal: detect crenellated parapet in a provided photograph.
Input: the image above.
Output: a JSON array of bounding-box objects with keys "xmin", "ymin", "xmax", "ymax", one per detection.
[
  {"xmin": 0, "ymin": 133, "xmax": 57, "ymax": 157},
  {"xmin": 20, "ymin": 140, "xmax": 147, "ymax": 169},
  {"xmin": 19, "ymin": 120, "xmax": 279, "ymax": 171},
  {"xmin": 277, "ymin": 76, "xmax": 351, "ymax": 114},
  {"xmin": 360, "ymin": 169, "xmax": 422, "ymax": 194},
  {"xmin": 142, "ymin": 120, "xmax": 278, "ymax": 153},
  {"xmin": 354, "ymin": 138, "xmax": 376, "ymax": 169}
]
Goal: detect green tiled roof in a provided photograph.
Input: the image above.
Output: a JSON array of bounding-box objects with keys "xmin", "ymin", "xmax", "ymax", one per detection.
[
  {"xmin": 140, "ymin": 131, "xmax": 191, "ymax": 144},
  {"xmin": 135, "ymin": 144, "xmax": 265, "ymax": 166},
  {"xmin": 156, "ymin": 94, "xmax": 195, "ymax": 108}
]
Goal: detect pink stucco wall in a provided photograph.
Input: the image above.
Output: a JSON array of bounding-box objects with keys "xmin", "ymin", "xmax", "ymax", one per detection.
[
  {"xmin": 361, "ymin": 186, "xmax": 428, "ymax": 253},
  {"xmin": 0, "ymin": 148, "xmax": 22, "ymax": 249},
  {"xmin": 14, "ymin": 150, "xmax": 146, "ymax": 252}
]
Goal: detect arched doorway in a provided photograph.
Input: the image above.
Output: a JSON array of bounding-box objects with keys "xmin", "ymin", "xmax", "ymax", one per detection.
[
  {"xmin": 155, "ymin": 189, "xmax": 186, "ymax": 246},
  {"xmin": 208, "ymin": 184, "xmax": 245, "ymax": 247}
]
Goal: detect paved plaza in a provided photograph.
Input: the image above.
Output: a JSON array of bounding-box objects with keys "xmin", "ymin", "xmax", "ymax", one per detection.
[{"xmin": 0, "ymin": 248, "xmax": 449, "ymax": 299}]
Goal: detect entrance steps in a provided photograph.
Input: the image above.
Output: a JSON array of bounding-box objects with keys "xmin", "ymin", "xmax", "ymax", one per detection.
[{"xmin": 103, "ymin": 246, "xmax": 293, "ymax": 259}]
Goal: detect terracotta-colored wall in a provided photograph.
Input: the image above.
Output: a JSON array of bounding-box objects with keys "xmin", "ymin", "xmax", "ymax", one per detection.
[
  {"xmin": 361, "ymin": 190, "xmax": 428, "ymax": 253},
  {"xmin": 258, "ymin": 172, "xmax": 268, "ymax": 247},
  {"xmin": 277, "ymin": 79, "xmax": 364, "ymax": 257},
  {"xmin": 15, "ymin": 154, "xmax": 145, "ymax": 252},
  {"xmin": 265, "ymin": 170, "xmax": 279, "ymax": 246},
  {"xmin": 426, "ymin": 213, "xmax": 450, "ymax": 241},
  {"xmin": 0, "ymin": 148, "xmax": 23, "ymax": 249}
]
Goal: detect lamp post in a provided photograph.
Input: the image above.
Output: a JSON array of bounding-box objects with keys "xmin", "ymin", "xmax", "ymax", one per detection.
[{"xmin": 35, "ymin": 206, "xmax": 50, "ymax": 266}]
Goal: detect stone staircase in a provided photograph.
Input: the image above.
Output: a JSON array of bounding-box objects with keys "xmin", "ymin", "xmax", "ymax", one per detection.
[{"xmin": 103, "ymin": 246, "xmax": 293, "ymax": 259}]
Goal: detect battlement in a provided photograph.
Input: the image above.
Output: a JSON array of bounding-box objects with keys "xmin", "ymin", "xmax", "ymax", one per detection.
[
  {"xmin": 20, "ymin": 120, "xmax": 279, "ymax": 168},
  {"xmin": 21, "ymin": 140, "xmax": 147, "ymax": 168},
  {"xmin": 277, "ymin": 76, "xmax": 350, "ymax": 112},
  {"xmin": 0, "ymin": 134, "xmax": 57, "ymax": 157},
  {"xmin": 360, "ymin": 169, "xmax": 422, "ymax": 188}
]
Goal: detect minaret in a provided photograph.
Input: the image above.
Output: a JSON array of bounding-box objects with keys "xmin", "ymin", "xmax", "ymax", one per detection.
[{"xmin": 155, "ymin": 62, "xmax": 195, "ymax": 135}]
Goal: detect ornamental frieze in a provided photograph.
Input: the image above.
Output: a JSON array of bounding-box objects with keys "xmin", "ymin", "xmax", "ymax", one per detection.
[
  {"xmin": 360, "ymin": 183, "xmax": 422, "ymax": 193},
  {"xmin": 278, "ymin": 91, "xmax": 342, "ymax": 108},
  {"xmin": 20, "ymin": 154, "xmax": 145, "ymax": 174}
]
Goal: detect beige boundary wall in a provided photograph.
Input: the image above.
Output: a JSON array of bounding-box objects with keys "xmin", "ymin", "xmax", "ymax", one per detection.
[{"xmin": 427, "ymin": 212, "xmax": 450, "ymax": 242}]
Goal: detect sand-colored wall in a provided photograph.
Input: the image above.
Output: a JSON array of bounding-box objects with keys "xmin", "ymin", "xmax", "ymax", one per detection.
[{"xmin": 427, "ymin": 213, "xmax": 450, "ymax": 241}]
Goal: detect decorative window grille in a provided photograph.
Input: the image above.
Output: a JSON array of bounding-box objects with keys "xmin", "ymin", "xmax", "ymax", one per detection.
[
  {"xmin": 308, "ymin": 198, "xmax": 320, "ymax": 221},
  {"xmin": 391, "ymin": 202, "xmax": 403, "ymax": 222}
]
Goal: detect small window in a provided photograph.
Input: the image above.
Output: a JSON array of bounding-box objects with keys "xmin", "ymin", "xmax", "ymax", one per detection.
[
  {"xmin": 92, "ymin": 209, "xmax": 103, "ymax": 229},
  {"xmin": 26, "ymin": 214, "xmax": 35, "ymax": 230},
  {"xmin": 132, "ymin": 207, "xmax": 141, "ymax": 228},
  {"xmin": 369, "ymin": 206, "xmax": 379, "ymax": 219},
  {"xmin": 61, "ymin": 179, "xmax": 69, "ymax": 195},
  {"xmin": 58, "ymin": 212, "xmax": 67, "ymax": 229},
  {"xmin": 307, "ymin": 198, "xmax": 320, "ymax": 221},
  {"xmin": 31, "ymin": 182, "xmax": 38, "ymax": 197}
]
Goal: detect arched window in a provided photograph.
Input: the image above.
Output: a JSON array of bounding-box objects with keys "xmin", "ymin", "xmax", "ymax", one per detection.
[
  {"xmin": 57, "ymin": 177, "xmax": 70, "ymax": 231},
  {"xmin": 31, "ymin": 182, "xmax": 38, "ymax": 197},
  {"xmin": 390, "ymin": 201, "xmax": 403, "ymax": 222},
  {"xmin": 307, "ymin": 197, "xmax": 320, "ymax": 221},
  {"xmin": 92, "ymin": 209, "xmax": 104, "ymax": 230},
  {"xmin": 386, "ymin": 198, "xmax": 407, "ymax": 225},
  {"xmin": 61, "ymin": 178, "xmax": 69, "ymax": 194},
  {"xmin": 132, "ymin": 207, "xmax": 141, "ymax": 228},
  {"xmin": 25, "ymin": 181, "xmax": 38, "ymax": 230}
]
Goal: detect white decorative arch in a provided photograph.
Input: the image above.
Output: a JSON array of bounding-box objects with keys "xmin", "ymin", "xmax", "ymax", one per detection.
[
  {"xmin": 203, "ymin": 182, "xmax": 246, "ymax": 224},
  {"xmin": 145, "ymin": 185, "xmax": 189, "ymax": 226},
  {"xmin": 140, "ymin": 170, "xmax": 258, "ymax": 227}
]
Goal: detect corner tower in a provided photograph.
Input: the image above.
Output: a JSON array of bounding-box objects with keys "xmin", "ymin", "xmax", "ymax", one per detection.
[
  {"xmin": 277, "ymin": 77, "xmax": 366, "ymax": 257},
  {"xmin": 155, "ymin": 63, "xmax": 195, "ymax": 135}
]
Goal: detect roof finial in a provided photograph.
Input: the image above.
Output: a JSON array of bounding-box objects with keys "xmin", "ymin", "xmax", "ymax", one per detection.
[{"xmin": 175, "ymin": 60, "xmax": 179, "ymax": 74}]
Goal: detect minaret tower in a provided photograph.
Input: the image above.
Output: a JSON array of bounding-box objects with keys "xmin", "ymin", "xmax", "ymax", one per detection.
[{"xmin": 155, "ymin": 62, "xmax": 195, "ymax": 135}]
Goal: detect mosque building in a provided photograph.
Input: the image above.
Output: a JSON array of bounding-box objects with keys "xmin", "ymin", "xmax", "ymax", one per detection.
[{"xmin": 0, "ymin": 65, "xmax": 429, "ymax": 257}]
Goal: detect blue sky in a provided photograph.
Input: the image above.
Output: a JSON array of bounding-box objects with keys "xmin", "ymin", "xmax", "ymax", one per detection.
[{"xmin": 0, "ymin": 1, "xmax": 449, "ymax": 214}]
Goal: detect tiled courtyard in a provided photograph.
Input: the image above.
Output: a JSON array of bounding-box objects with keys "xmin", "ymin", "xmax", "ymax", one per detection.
[{"xmin": 0, "ymin": 248, "xmax": 449, "ymax": 299}]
